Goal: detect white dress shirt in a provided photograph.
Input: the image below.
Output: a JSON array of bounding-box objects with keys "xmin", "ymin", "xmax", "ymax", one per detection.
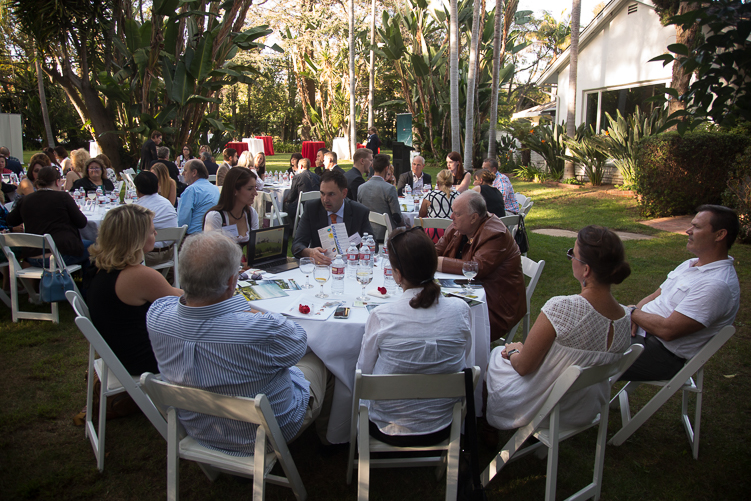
[{"xmin": 135, "ymin": 193, "xmax": 178, "ymax": 248}]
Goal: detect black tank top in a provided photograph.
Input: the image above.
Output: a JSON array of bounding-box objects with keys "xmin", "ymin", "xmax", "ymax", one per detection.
[{"xmin": 88, "ymin": 268, "xmax": 159, "ymax": 376}]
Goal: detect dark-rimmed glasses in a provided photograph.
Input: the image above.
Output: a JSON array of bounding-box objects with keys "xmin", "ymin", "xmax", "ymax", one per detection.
[{"xmin": 566, "ymin": 247, "xmax": 586, "ymax": 265}]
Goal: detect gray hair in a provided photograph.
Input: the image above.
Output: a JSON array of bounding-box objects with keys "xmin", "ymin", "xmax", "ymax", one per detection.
[
  {"xmin": 483, "ymin": 158, "xmax": 499, "ymax": 171},
  {"xmin": 157, "ymin": 146, "xmax": 170, "ymax": 159},
  {"xmin": 184, "ymin": 159, "xmax": 208, "ymax": 179},
  {"xmin": 178, "ymin": 232, "xmax": 242, "ymax": 302},
  {"xmin": 462, "ymin": 190, "xmax": 488, "ymax": 219},
  {"xmin": 413, "ymin": 155, "xmax": 425, "ymax": 165},
  {"xmin": 200, "ymin": 151, "xmax": 213, "ymax": 162}
]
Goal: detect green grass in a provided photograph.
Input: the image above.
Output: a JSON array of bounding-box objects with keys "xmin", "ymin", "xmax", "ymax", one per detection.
[{"xmin": 1, "ymin": 179, "xmax": 750, "ymax": 500}]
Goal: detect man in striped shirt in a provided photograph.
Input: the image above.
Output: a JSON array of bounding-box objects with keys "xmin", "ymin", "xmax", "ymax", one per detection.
[
  {"xmin": 147, "ymin": 231, "xmax": 332, "ymax": 455},
  {"xmin": 483, "ymin": 158, "xmax": 520, "ymax": 215}
]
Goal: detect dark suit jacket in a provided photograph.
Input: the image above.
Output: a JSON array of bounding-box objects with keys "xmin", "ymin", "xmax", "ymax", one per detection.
[
  {"xmin": 284, "ymin": 169, "xmax": 320, "ymax": 216},
  {"xmin": 345, "ymin": 167, "xmax": 366, "ymax": 200},
  {"xmin": 292, "ymin": 198, "xmax": 374, "ymax": 258},
  {"xmin": 331, "ymin": 165, "xmax": 346, "ymax": 176},
  {"xmin": 152, "ymin": 159, "xmax": 179, "ymax": 182},
  {"xmin": 396, "ymin": 172, "xmax": 432, "ymax": 196}
]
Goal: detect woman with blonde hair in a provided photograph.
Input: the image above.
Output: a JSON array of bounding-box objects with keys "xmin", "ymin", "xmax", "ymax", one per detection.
[
  {"xmin": 88, "ymin": 204, "xmax": 182, "ymax": 376},
  {"xmin": 150, "ymin": 162, "xmax": 177, "ymax": 206},
  {"xmin": 418, "ymin": 169, "xmax": 457, "ymax": 243},
  {"xmin": 65, "ymin": 148, "xmax": 89, "ymax": 191},
  {"xmin": 238, "ymin": 150, "xmax": 254, "ymax": 169},
  {"xmin": 253, "ymin": 151, "xmax": 266, "ymax": 190}
]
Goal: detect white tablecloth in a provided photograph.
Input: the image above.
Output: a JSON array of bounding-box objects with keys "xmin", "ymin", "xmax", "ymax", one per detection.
[
  {"xmin": 246, "ymin": 265, "xmax": 490, "ymax": 443},
  {"xmin": 332, "ymin": 137, "xmax": 351, "ymax": 161},
  {"xmin": 80, "ymin": 206, "xmax": 112, "ymax": 241},
  {"xmin": 242, "ymin": 138, "xmax": 265, "ymax": 158}
]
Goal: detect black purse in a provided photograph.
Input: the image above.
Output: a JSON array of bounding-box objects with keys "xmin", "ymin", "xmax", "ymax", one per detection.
[
  {"xmin": 514, "ymin": 215, "xmax": 529, "ymax": 254},
  {"xmin": 39, "ymin": 237, "xmax": 75, "ymax": 303}
]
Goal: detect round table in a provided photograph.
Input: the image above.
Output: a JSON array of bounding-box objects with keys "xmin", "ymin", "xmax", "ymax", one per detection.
[
  {"xmin": 226, "ymin": 141, "xmax": 249, "ymax": 155},
  {"xmin": 301, "ymin": 141, "xmax": 326, "ymax": 165},
  {"xmin": 255, "ymin": 136, "xmax": 275, "ymax": 156}
]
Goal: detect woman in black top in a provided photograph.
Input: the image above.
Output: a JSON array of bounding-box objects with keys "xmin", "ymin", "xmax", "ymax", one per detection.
[
  {"xmin": 71, "ymin": 158, "xmax": 115, "ymax": 194},
  {"xmin": 472, "ymin": 169, "xmax": 506, "ymax": 219},
  {"xmin": 88, "ymin": 204, "xmax": 182, "ymax": 375}
]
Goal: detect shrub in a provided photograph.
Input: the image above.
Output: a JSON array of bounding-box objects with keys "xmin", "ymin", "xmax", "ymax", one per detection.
[
  {"xmin": 274, "ymin": 141, "xmax": 302, "ymax": 153},
  {"xmin": 635, "ymin": 132, "xmax": 751, "ymax": 217},
  {"xmin": 564, "ymin": 130, "xmax": 608, "ymax": 186},
  {"xmin": 513, "ymin": 164, "xmax": 542, "ymax": 181},
  {"xmin": 723, "ymin": 146, "xmax": 751, "ymax": 243}
]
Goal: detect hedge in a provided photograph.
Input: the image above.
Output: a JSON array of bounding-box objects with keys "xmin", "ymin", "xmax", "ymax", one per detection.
[{"xmin": 635, "ymin": 132, "xmax": 751, "ymax": 217}]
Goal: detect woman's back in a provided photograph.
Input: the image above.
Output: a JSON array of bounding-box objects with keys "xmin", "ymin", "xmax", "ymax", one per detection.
[{"xmin": 425, "ymin": 189, "xmax": 457, "ymax": 218}]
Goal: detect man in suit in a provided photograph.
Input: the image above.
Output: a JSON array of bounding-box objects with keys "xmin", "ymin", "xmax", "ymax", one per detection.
[
  {"xmin": 200, "ymin": 151, "xmax": 219, "ymax": 175},
  {"xmin": 397, "ymin": 155, "xmax": 432, "ymax": 196},
  {"xmin": 284, "ymin": 157, "xmax": 320, "ymax": 218},
  {"xmin": 323, "ymin": 151, "xmax": 346, "ymax": 175},
  {"xmin": 140, "ymin": 130, "xmax": 162, "ymax": 170},
  {"xmin": 292, "ymin": 169, "xmax": 374, "ymax": 265},
  {"xmin": 151, "ymin": 146, "xmax": 179, "ymax": 182},
  {"xmin": 357, "ymin": 153, "xmax": 402, "ymax": 242},
  {"xmin": 345, "ymin": 148, "xmax": 372, "ymax": 201},
  {"xmin": 216, "ymin": 147, "xmax": 238, "ymax": 187}
]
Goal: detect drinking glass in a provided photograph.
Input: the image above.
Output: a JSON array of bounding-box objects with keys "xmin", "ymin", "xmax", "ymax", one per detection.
[
  {"xmin": 299, "ymin": 257, "xmax": 315, "ymax": 289},
  {"xmin": 314, "ymin": 264, "xmax": 330, "ymax": 298},
  {"xmin": 356, "ymin": 262, "xmax": 373, "ymax": 301},
  {"xmin": 462, "ymin": 260, "xmax": 479, "ymax": 293}
]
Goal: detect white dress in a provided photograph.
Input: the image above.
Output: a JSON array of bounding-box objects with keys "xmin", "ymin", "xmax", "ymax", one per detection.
[{"xmin": 486, "ymin": 295, "xmax": 631, "ymax": 430}]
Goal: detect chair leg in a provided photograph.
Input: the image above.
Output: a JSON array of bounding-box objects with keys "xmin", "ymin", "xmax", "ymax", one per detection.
[
  {"xmin": 683, "ymin": 370, "xmax": 703, "ymax": 460},
  {"xmin": 167, "ymin": 409, "xmax": 180, "ymax": 501},
  {"xmin": 592, "ymin": 407, "xmax": 610, "ymax": 501},
  {"xmin": 544, "ymin": 407, "xmax": 560, "ymax": 501},
  {"xmin": 253, "ymin": 427, "xmax": 267, "ymax": 501},
  {"xmin": 609, "ymin": 381, "xmax": 677, "ymax": 447},
  {"xmin": 357, "ymin": 412, "xmax": 370, "ymax": 501},
  {"xmin": 96, "ymin": 369, "xmax": 109, "ymax": 472}
]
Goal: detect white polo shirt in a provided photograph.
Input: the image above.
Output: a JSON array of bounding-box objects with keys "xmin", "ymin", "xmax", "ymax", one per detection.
[
  {"xmin": 136, "ymin": 193, "xmax": 178, "ymax": 248},
  {"xmin": 639, "ymin": 257, "xmax": 739, "ymax": 359}
]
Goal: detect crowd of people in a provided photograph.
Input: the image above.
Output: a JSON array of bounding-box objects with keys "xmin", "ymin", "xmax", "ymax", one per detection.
[{"xmin": 0, "ymin": 135, "xmax": 741, "ymax": 478}]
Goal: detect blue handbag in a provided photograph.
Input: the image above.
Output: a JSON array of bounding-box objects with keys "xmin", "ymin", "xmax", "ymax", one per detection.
[{"xmin": 39, "ymin": 237, "xmax": 75, "ymax": 303}]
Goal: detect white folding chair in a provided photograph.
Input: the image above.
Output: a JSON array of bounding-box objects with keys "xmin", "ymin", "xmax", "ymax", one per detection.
[
  {"xmin": 482, "ymin": 345, "xmax": 643, "ymax": 501},
  {"xmin": 66, "ymin": 298, "xmax": 168, "ymax": 472},
  {"xmin": 147, "ymin": 225, "xmax": 187, "ymax": 288},
  {"xmin": 140, "ymin": 373, "xmax": 307, "ymax": 501},
  {"xmin": 292, "ymin": 191, "xmax": 321, "ymax": 239},
  {"xmin": 520, "ymin": 199, "xmax": 534, "ymax": 219},
  {"xmin": 121, "ymin": 170, "xmax": 136, "ymax": 191},
  {"xmin": 258, "ymin": 191, "xmax": 287, "ymax": 227},
  {"xmin": 499, "ymin": 214, "xmax": 521, "ymax": 238},
  {"xmin": 208, "ymin": 174, "xmax": 217, "ymax": 184},
  {"xmin": 413, "ymin": 217, "xmax": 452, "ymax": 230},
  {"xmin": 368, "ymin": 212, "xmax": 393, "ymax": 242},
  {"xmin": 504, "ymin": 257, "xmax": 545, "ymax": 344},
  {"xmin": 609, "ymin": 325, "xmax": 735, "ymax": 459},
  {"xmin": 0, "ymin": 233, "xmax": 82, "ymax": 323},
  {"xmin": 346, "ymin": 367, "xmax": 480, "ymax": 501},
  {"xmin": 515, "ymin": 193, "xmax": 527, "ymax": 207},
  {"xmin": 0, "ymin": 262, "xmax": 10, "ymax": 308}
]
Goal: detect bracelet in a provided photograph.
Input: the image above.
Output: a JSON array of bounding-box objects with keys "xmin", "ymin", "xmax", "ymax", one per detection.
[
  {"xmin": 628, "ymin": 306, "xmax": 638, "ymax": 315},
  {"xmin": 507, "ymin": 349, "xmax": 520, "ymax": 357}
]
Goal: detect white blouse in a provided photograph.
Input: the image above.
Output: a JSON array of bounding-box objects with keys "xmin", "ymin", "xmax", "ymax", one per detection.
[{"xmin": 203, "ymin": 208, "xmax": 259, "ymax": 243}]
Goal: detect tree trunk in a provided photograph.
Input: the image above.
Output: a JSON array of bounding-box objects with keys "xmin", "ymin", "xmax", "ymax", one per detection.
[
  {"xmin": 367, "ymin": 0, "xmax": 377, "ymax": 129},
  {"xmin": 564, "ymin": 0, "xmax": 581, "ymax": 179},
  {"xmin": 349, "ymin": 0, "xmax": 357, "ymax": 156},
  {"xmin": 449, "ymin": 0, "xmax": 461, "ymax": 152},
  {"xmin": 489, "ymin": 0, "xmax": 518, "ymax": 158},
  {"xmin": 463, "ymin": 0, "xmax": 482, "ymax": 169},
  {"xmin": 35, "ymin": 48, "xmax": 54, "ymax": 148},
  {"xmin": 668, "ymin": 1, "xmax": 700, "ymax": 119}
]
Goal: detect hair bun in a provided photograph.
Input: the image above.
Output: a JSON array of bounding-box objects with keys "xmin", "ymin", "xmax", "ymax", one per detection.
[{"xmin": 608, "ymin": 261, "xmax": 631, "ymax": 285}]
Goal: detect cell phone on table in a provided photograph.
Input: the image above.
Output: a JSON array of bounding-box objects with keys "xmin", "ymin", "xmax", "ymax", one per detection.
[{"xmin": 334, "ymin": 306, "xmax": 350, "ymax": 319}]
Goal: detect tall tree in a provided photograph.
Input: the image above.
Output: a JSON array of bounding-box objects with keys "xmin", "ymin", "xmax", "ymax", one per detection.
[
  {"xmin": 450, "ymin": 0, "xmax": 461, "ymax": 151},
  {"xmin": 463, "ymin": 0, "xmax": 482, "ymax": 169},
  {"xmin": 34, "ymin": 46, "xmax": 54, "ymax": 148},
  {"xmin": 564, "ymin": 0, "xmax": 581, "ymax": 179},
  {"xmin": 367, "ymin": 0, "xmax": 377, "ymax": 129},
  {"xmin": 488, "ymin": 0, "xmax": 519, "ymax": 158},
  {"xmin": 349, "ymin": 0, "xmax": 357, "ymax": 155}
]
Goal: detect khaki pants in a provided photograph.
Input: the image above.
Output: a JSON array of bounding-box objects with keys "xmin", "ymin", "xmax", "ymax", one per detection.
[
  {"xmin": 144, "ymin": 245, "xmax": 174, "ymax": 268},
  {"xmin": 293, "ymin": 351, "xmax": 334, "ymax": 444}
]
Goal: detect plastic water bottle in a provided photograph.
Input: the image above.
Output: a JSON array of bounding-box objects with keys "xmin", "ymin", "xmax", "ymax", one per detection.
[
  {"xmin": 366, "ymin": 235, "xmax": 377, "ymax": 261},
  {"xmin": 331, "ymin": 254, "xmax": 345, "ymax": 295},
  {"xmin": 383, "ymin": 260, "xmax": 396, "ymax": 295},
  {"xmin": 359, "ymin": 242, "xmax": 372, "ymax": 268},
  {"xmin": 346, "ymin": 243, "xmax": 359, "ymax": 279},
  {"xmin": 404, "ymin": 183, "xmax": 412, "ymax": 199},
  {"xmin": 283, "ymin": 172, "xmax": 289, "ymax": 183}
]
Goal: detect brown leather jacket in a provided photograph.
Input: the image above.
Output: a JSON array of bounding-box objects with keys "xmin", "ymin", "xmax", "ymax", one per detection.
[{"xmin": 435, "ymin": 214, "xmax": 526, "ymax": 341}]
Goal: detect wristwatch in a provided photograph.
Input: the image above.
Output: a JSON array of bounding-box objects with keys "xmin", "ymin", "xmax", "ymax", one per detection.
[
  {"xmin": 628, "ymin": 306, "xmax": 638, "ymax": 315},
  {"xmin": 507, "ymin": 349, "xmax": 520, "ymax": 357}
]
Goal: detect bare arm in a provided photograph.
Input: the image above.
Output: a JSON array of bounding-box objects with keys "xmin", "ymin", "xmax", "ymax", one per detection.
[
  {"xmin": 631, "ymin": 308, "xmax": 705, "ymax": 342},
  {"xmin": 502, "ymin": 312, "xmax": 557, "ymax": 376},
  {"xmin": 115, "ymin": 265, "xmax": 183, "ymax": 306},
  {"xmin": 419, "ymin": 198, "xmax": 429, "ymax": 218},
  {"xmin": 456, "ymin": 172, "xmax": 471, "ymax": 193}
]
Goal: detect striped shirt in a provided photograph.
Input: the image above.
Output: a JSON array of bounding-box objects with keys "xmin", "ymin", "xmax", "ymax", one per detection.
[
  {"xmin": 492, "ymin": 172, "xmax": 520, "ymax": 214},
  {"xmin": 147, "ymin": 295, "xmax": 310, "ymax": 456}
]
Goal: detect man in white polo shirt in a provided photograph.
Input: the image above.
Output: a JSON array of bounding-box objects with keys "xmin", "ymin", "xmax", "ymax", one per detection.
[
  {"xmin": 134, "ymin": 171, "xmax": 178, "ymax": 268},
  {"xmin": 622, "ymin": 205, "xmax": 740, "ymax": 381}
]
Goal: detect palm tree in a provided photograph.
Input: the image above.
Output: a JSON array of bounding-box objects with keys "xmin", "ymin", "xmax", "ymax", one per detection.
[
  {"xmin": 488, "ymin": 0, "xmax": 519, "ymax": 158},
  {"xmin": 564, "ymin": 0, "xmax": 582, "ymax": 179},
  {"xmin": 35, "ymin": 46, "xmax": 54, "ymax": 148},
  {"xmin": 367, "ymin": 0, "xmax": 376, "ymax": 129},
  {"xmin": 349, "ymin": 0, "xmax": 357, "ymax": 156},
  {"xmin": 463, "ymin": 0, "xmax": 483, "ymax": 169},
  {"xmin": 450, "ymin": 0, "xmax": 461, "ymax": 152}
]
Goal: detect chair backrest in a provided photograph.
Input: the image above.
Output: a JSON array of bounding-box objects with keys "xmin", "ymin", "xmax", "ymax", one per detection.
[
  {"xmin": 1, "ymin": 233, "xmax": 73, "ymax": 271},
  {"xmin": 154, "ymin": 225, "xmax": 187, "ymax": 246},
  {"xmin": 368, "ymin": 212, "xmax": 393, "ymax": 241},
  {"xmin": 259, "ymin": 191, "xmax": 285, "ymax": 226},
  {"xmin": 499, "ymin": 214, "xmax": 521, "ymax": 238},
  {"xmin": 515, "ymin": 193, "xmax": 527, "ymax": 207},
  {"xmin": 521, "ymin": 256, "xmax": 545, "ymax": 306},
  {"xmin": 66, "ymin": 289, "xmax": 90, "ymax": 320},
  {"xmin": 122, "ymin": 171, "xmax": 136, "ymax": 191},
  {"xmin": 519, "ymin": 200, "xmax": 534, "ymax": 218},
  {"xmin": 414, "ymin": 217, "xmax": 452, "ymax": 230},
  {"xmin": 293, "ymin": 191, "xmax": 321, "ymax": 238},
  {"xmin": 208, "ymin": 174, "xmax": 217, "ymax": 184},
  {"xmin": 355, "ymin": 367, "xmax": 479, "ymax": 403}
]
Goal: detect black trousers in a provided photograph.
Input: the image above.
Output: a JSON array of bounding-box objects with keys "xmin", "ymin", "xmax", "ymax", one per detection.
[{"xmin": 619, "ymin": 334, "xmax": 687, "ymax": 382}]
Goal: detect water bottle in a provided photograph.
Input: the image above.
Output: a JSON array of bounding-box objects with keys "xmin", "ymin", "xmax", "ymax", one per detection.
[
  {"xmin": 346, "ymin": 243, "xmax": 359, "ymax": 279},
  {"xmin": 404, "ymin": 184, "xmax": 412, "ymax": 199},
  {"xmin": 383, "ymin": 260, "xmax": 396, "ymax": 295},
  {"xmin": 331, "ymin": 254, "xmax": 345, "ymax": 295},
  {"xmin": 359, "ymin": 242, "xmax": 372, "ymax": 268},
  {"xmin": 366, "ymin": 235, "xmax": 377, "ymax": 263},
  {"xmin": 96, "ymin": 186, "xmax": 103, "ymax": 199}
]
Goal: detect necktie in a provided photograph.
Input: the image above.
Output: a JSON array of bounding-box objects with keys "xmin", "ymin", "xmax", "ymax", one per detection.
[{"xmin": 330, "ymin": 213, "xmax": 337, "ymax": 225}]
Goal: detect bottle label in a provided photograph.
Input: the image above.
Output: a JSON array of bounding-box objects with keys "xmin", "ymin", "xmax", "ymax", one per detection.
[
  {"xmin": 332, "ymin": 266, "xmax": 344, "ymax": 276},
  {"xmin": 347, "ymin": 252, "xmax": 358, "ymax": 261},
  {"xmin": 384, "ymin": 268, "xmax": 392, "ymax": 278}
]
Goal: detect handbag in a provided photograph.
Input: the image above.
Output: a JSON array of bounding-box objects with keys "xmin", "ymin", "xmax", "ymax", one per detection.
[
  {"xmin": 39, "ymin": 237, "xmax": 75, "ymax": 303},
  {"xmin": 514, "ymin": 214, "xmax": 529, "ymax": 254},
  {"xmin": 457, "ymin": 368, "xmax": 488, "ymax": 501}
]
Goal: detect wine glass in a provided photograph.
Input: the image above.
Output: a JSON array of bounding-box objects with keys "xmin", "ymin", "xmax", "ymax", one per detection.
[
  {"xmin": 313, "ymin": 264, "xmax": 330, "ymax": 298},
  {"xmin": 462, "ymin": 260, "xmax": 479, "ymax": 293},
  {"xmin": 299, "ymin": 257, "xmax": 315, "ymax": 289},
  {"xmin": 356, "ymin": 261, "xmax": 373, "ymax": 301},
  {"xmin": 87, "ymin": 191, "xmax": 96, "ymax": 202}
]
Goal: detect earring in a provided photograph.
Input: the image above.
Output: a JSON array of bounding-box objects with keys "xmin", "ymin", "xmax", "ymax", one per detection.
[{"xmin": 581, "ymin": 279, "xmax": 587, "ymax": 287}]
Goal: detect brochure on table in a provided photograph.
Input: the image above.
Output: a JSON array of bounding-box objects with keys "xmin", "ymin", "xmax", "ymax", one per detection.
[{"xmin": 237, "ymin": 279, "xmax": 300, "ymax": 301}]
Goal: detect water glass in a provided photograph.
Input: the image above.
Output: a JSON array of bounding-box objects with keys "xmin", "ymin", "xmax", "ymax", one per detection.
[
  {"xmin": 314, "ymin": 264, "xmax": 330, "ymax": 298},
  {"xmin": 299, "ymin": 257, "xmax": 315, "ymax": 289}
]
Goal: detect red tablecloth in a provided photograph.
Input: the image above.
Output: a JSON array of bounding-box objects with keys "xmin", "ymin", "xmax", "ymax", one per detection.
[
  {"xmin": 255, "ymin": 136, "xmax": 275, "ymax": 156},
  {"xmin": 301, "ymin": 141, "xmax": 326, "ymax": 165},
  {"xmin": 356, "ymin": 143, "xmax": 365, "ymax": 149},
  {"xmin": 226, "ymin": 142, "xmax": 249, "ymax": 155}
]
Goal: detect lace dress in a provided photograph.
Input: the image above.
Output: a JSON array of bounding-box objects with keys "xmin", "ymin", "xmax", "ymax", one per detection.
[
  {"xmin": 486, "ymin": 295, "xmax": 631, "ymax": 430},
  {"xmin": 423, "ymin": 189, "xmax": 457, "ymax": 242}
]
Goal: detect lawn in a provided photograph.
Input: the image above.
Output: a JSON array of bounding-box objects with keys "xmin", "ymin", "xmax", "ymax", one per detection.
[{"xmin": 1, "ymin": 173, "xmax": 749, "ymax": 500}]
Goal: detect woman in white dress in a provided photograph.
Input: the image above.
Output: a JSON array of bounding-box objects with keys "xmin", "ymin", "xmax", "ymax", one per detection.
[
  {"xmin": 203, "ymin": 167, "xmax": 259, "ymax": 244},
  {"xmin": 357, "ymin": 227, "xmax": 473, "ymax": 446},
  {"xmin": 486, "ymin": 225, "xmax": 632, "ymax": 430}
]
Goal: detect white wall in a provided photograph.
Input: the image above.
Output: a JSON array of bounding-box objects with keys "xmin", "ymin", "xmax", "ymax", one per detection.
[
  {"xmin": 555, "ymin": 2, "xmax": 675, "ymax": 126},
  {"xmin": 0, "ymin": 113, "xmax": 23, "ymax": 161}
]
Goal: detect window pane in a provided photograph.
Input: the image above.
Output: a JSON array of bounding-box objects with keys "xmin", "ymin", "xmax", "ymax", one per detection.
[
  {"xmin": 600, "ymin": 83, "xmax": 666, "ymax": 129},
  {"xmin": 585, "ymin": 93, "xmax": 599, "ymax": 131}
]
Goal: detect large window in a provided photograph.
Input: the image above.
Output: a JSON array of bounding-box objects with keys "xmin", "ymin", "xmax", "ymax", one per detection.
[{"xmin": 585, "ymin": 83, "xmax": 666, "ymax": 131}]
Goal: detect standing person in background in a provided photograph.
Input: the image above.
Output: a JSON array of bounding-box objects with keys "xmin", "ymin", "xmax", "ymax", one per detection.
[
  {"xmin": 288, "ymin": 153, "xmax": 303, "ymax": 174},
  {"xmin": 364, "ymin": 127, "xmax": 381, "ymax": 156},
  {"xmin": 216, "ymin": 147, "xmax": 238, "ymax": 187},
  {"xmin": 140, "ymin": 130, "xmax": 162, "ymax": 171},
  {"xmin": 177, "ymin": 159, "xmax": 219, "ymax": 235}
]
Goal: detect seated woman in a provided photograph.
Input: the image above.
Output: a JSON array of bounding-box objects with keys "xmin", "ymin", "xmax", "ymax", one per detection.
[
  {"xmin": 63, "ymin": 151, "xmax": 85, "ymax": 191},
  {"xmin": 203, "ymin": 167, "xmax": 259, "ymax": 244},
  {"xmin": 88, "ymin": 204, "xmax": 182, "ymax": 376},
  {"xmin": 6, "ymin": 166, "xmax": 91, "ymax": 268},
  {"xmin": 95, "ymin": 154, "xmax": 118, "ymax": 184},
  {"xmin": 472, "ymin": 169, "xmax": 506, "ymax": 218},
  {"xmin": 71, "ymin": 158, "xmax": 115, "ymax": 194},
  {"xmin": 288, "ymin": 152, "xmax": 303, "ymax": 174},
  {"xmin": 419, "ymin": 169, "xmax": 457, "ymax": 243},
  {"xmin": 446, "ymin": 151, "xmax": 471, "ymax": 193},
  {"xmin": 177, "ymin": 145, "xmax": 194, "ymax": 170},
  {"xmin": 486, "ymin": 226, "xmax": 632, "ymax": 430},
  {"xmin": 150, "ymin": 162, "xmax": 177, "ymax": 206},
  {"xmin": 357, "ymin": 227, "xmax": 472, "ymax": 446},
  {"xmin": 17, "ymin": 153, "xmax": 51, "ymax": 196},
  {"xmin": 253, "ymin": 152, "xmax": 266, "ymax": 190}
]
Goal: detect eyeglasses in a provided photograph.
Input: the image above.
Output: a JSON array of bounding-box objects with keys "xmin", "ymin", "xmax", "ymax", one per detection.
[
  {"xmin": 566, "ymin": 247, "xmax": 586, "ymax": 265},
  {"xmin": 89, "ymin": 167, "xmax": 102, "ymax": 171}
]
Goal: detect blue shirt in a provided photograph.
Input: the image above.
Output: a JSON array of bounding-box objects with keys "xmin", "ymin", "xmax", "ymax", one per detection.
[
  {"xmin": 147, "ymin": 295, "xmax": 310, "ymax": 456},
  {"xmin": 177, "ymin": 178, "xmax": 219, "ymax": 234}
]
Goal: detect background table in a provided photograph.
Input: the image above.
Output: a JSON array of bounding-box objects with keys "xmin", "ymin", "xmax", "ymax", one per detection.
[
  {"xmin": 226, "ymin": 141, "xmax": 249, "ymax": 156},
  {"xmin": 80, "ymin": 206, "xmax": 111, "ymax": 241},
  {"xmin": 331, "ymin": 137, "xmax": 350, "ymax": 161},
  {"xmin": 246, "ymin": 266, "xmax": 490, "ymax": 444},
  {"xmin": 255, "ymin": 136, "xmax": 275, "ymax": 156},
  {"xmin": 301, "ymin": 141, "xmax": 325, "ymax": 165}
]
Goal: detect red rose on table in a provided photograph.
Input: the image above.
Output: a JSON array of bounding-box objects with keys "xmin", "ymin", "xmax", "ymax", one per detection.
[
  {"xmin": 378, "ymin": 287, "xmax": 387, "ymax": 295},
  {"xmin": 298, "ymin": 304, "xmax": 311, "ymax": 314}
]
